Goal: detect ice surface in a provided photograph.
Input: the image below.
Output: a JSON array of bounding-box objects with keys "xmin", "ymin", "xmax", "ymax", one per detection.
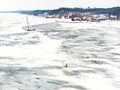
[{"xmin": 0, "ymin": 13, "xmax": 120, "ymax": 90}]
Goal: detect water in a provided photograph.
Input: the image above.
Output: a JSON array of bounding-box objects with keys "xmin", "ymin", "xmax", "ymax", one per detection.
[{"xmin": 0, "ymin": 13, "xmax": 120, "ymax": 90}]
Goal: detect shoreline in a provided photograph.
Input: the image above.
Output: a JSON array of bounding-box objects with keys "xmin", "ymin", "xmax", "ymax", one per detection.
[{"xmin": 22, "ymin": 18, "xmax": 120, "ymax": 31}]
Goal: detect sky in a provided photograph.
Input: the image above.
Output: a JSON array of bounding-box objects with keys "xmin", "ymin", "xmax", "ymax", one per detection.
[{"xmin": 0, "ymin": 0, "xmax": 120, "ymax": 11}]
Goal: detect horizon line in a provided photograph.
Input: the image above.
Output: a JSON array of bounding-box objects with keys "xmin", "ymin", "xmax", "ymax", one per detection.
[{"xmin": 0, "ymin": 6, "xmax": 120, "ymax": 12}]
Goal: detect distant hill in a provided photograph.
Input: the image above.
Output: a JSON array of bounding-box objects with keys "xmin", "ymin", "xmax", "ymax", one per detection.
[
  {"xmin": 47, "ymin": 7, "xmax": 120, "ymax": 16},
  {"xmin": 1, "ymin": 7, "xmax": 120, "ymax": 16},
  {"xmin": 20, "ymin": 7, "xmax": 120, "ymax": 16}
]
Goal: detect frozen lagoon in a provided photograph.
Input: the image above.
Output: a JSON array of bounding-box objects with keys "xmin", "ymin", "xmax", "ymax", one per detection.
[{"xmin": 0, "ymin": 13, "xmax": 120, "ymax": 90}]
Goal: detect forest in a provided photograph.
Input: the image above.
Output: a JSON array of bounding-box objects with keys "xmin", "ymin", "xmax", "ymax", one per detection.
[{"xmin": 19, "ymin": 7, "xmax": 120, "ymax": 16}]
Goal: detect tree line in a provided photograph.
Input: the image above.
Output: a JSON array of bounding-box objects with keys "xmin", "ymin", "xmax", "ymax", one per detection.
[{"xmin": 20, "ymin": 7, "xmax": 120, "ymax": 16}]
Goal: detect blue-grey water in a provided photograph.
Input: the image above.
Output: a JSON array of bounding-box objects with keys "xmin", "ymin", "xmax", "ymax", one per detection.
[{"xmin": 0, "ymin": 13, "xmax": 120, "ymax": 90}]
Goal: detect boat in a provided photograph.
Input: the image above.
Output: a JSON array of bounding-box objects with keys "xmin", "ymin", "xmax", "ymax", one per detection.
[{"xmin": 23, "ymin": 16, "xmax": 36, "ymax": 31}]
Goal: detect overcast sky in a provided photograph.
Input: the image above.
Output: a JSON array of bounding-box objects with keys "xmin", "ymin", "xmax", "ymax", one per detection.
[{"xmin": 0, "ymin": 0, "xmax": 120, "ymax": 11}]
